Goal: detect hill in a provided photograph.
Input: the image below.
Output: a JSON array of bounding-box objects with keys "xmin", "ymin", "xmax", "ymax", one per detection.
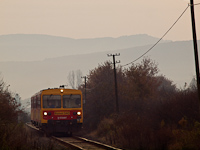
[
  {"xmin": 0, "ymin": 34, "xmax": 169, "ymax": 62},
  {"xmin": 0, "ymin": 34, "xmax": 199, "ymax": 99}
]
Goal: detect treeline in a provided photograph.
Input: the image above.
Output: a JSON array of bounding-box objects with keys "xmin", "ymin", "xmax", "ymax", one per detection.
[
  {"xmin": 80, "ymin": 58, "xmax": 200, "ymax": 149},
  {"xmin": 0, "ymin": 79, "xmax": 31, "ymax": 149},
  {"xmin": 0, "ymin": 79, "xmax": 68, "ymax": 150}
]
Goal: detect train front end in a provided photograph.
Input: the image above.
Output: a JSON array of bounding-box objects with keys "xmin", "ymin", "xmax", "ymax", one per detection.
[{"xmin": 40, "ymin": 88, "xmax": 83, "ymax": 135}]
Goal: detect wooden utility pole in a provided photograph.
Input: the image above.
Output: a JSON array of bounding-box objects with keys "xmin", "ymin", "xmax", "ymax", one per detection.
[
  {"xmin": 107, "ymin": 53, "xmax": 120, "ymax": 114},
  {"xmin": 190, "ymin": 0, "xmax": 200, "ymax": 101},
  {"xmin": 81, "ymin": 76, "xmax": 87, "ymax": 104}
]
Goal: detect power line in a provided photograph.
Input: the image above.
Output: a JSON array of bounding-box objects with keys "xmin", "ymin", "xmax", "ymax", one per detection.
[
  {"xmin": 192, "ymin": 2, "xmax": 200, "ymax": 6},
  {"xmin": 122, "ymin": 5, "xmax": 190, "ymax": 67}
]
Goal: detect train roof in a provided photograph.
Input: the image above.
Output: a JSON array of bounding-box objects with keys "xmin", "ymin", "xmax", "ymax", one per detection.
[
  {"xmin": 41, "ymin": 88, "xmax": 81, "ymax": 92},
  {"xmin": 31, "ymin": 87, "xmax": 81, "ymax": 98}
]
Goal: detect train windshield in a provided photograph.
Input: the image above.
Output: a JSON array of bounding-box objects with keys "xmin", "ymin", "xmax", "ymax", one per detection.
[
  {"xmin": 43, "ymin": 95, "xmax": 61, "ymax": 108},
  {"xmin": 63, "ymin": 95, "xmax": 81, "ymax": 108}
]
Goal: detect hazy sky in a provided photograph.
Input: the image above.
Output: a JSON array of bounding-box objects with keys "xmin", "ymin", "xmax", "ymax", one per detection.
[
  {"xmin": 1, "ymin": 0, "xmax": 200, "ymax": 99},
  {"xmin": 0, "ymin": 0, "xmax": 200, "ymax": 41}
]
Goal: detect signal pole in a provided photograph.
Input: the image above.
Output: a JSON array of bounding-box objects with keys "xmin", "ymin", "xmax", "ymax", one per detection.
[
  {"xmin": 107, "ymin": 53, "xmax": 120, "ymax": 114},
  {"xmin": 81, "ymin": 76, "xmax": 87, "ymax": 104},
  {"xmin": 190, "ymin": 0, "xmax": 200, "ymax": 101}
]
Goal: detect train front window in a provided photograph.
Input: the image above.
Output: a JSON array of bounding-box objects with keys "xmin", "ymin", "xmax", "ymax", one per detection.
[
  {"xmin": 63, "ymin": 95, "xmax": 81, "ymax": 108},
  {"xmin": 43, "ymin": 95, "xmax": 61, "ymax": 108}
]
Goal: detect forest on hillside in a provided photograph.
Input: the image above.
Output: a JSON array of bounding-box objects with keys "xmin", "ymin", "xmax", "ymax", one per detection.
[{"xmin": 80, "ymin": 58, "xmax": 200, "ymax": 149}]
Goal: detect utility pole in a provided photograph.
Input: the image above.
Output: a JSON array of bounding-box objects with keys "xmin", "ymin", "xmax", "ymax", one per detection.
[
  {"xmin": 107, "ymin": 53, "xmax": 120, "ymax": 114},
  {"xmin": 81, "ymin": 76, "xmax": 87, "ymax": 104},
  {"xmin": 190, "ymin": 0, "xmax": 200, "ymax": 101}
]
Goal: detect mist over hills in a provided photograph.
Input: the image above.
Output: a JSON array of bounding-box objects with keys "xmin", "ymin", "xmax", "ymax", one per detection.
[
  {"xmin": 0, "ymin": 34, "xmax": 199, "ymax": 100},
  {"xmin": 0, "ymin": 34, "xmax": 169, "ymax": 62}
]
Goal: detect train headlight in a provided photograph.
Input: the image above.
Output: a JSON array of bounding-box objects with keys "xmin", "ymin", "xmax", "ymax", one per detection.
[
  {"xmin": 77, "ymin": 111, "xmax": 81, "ymax": 115},
  {"xmin": 44, "ymin": 112, "xmax": 47, "ymax": 116},
  {"xmin": 60, "ymin": 89, "xmax": 64, "ymax": 93}
]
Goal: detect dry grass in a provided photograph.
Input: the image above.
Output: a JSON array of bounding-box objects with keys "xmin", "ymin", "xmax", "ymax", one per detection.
[{"xmin": 0, "ymin": 123, "xmax": 68, "ymax": 150}]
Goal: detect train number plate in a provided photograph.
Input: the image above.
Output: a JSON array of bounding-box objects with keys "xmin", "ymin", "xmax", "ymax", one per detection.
[{"xmin": 54, "ymin": 111, "xmax": 70, "ymax": 115}]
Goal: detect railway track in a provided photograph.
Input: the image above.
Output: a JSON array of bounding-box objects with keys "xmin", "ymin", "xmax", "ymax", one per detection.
[
  {"xmin": 26, "ymin": 123, "xmax": 122, "ymax": 150},
  {"xmin": 52, "ymin": 136, "xmax": 121, "ymax": 150}
]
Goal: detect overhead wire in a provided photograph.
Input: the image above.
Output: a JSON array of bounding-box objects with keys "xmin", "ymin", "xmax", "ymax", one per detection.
[
  {"xmin": 121, "ymin": 4, "xmax": 190, "ymax": 67},
  {"xmin": 192, "ymin": 3, "xmax": 200, "ymax": 6}
]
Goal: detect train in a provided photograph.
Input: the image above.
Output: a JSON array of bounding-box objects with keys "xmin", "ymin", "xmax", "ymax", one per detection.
[{"xmin": 31, "ymin": 87, "xmax": 83, "ymax": 136}]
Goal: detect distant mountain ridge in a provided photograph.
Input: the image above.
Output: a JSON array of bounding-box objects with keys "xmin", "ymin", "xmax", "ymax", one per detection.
[
  {"xmin": 0, "ymin": 34, "xmax": 198, "ymax": 100},
  {"xmin": 0, "ymin": 34, "xmax": 170, "ymax": 62}
]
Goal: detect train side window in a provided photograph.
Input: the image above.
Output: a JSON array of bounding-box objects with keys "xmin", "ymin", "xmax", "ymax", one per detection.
[
  {"xmin": 31, "ymin": 98, "xmax": 33, "ymax": 108},
  {"xmin": 33, "ymin": 97, "xmax": 36, "ymax": 108},
  {"xmin": 36, "ymin": 95, "xmax": 41, "ymax": 108}
]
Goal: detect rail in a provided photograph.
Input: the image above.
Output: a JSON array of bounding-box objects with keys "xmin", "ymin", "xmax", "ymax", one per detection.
[{"xmin": 26, "ymin": 122, "xmax": 122, "ymax": 150}]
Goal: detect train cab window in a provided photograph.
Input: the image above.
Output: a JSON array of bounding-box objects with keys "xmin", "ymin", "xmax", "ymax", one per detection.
[
  {"xmin": 63, "ymin": 95, "xmax": 81, "ymax": 108},
  {"xmin": 43, "ymin": 95, "xmax": 61, "ymax": 108}
]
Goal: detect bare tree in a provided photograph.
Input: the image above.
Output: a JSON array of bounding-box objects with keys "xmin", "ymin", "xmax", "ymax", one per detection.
[
  {"xmin": 68, "ymin": 71, "xmax": 75, "ymax": 89},
  {"xmin": 76, "ymin": 70, "xmax": 83, "ymax": 88},
  {"xmin": 67, "ymin": 70, "xmax": 83, "ymax": 89}
]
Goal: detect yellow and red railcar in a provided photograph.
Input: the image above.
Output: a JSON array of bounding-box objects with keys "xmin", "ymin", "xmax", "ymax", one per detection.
[{"xmin": 31, "ymin": 87, "xmax": 83, "ymax": 135}]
